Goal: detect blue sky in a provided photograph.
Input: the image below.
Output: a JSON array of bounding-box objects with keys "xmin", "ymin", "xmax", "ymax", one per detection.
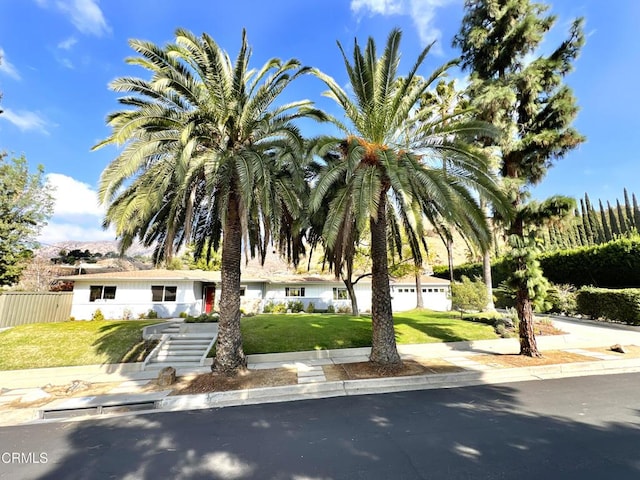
[{"xmin": 0, "ymin": 0, "xmax": 638, "ymax": 244}]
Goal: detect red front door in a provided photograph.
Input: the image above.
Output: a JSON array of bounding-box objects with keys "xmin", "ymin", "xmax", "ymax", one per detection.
[{"xmin": 204, "ymin": 286, "xmax": 216, "ymax": 313}]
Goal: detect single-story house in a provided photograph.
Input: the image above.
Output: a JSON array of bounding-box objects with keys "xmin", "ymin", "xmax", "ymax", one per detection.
[{"xmin": 60, "ymin": 269, "xmax": 451, "ymax": 320}]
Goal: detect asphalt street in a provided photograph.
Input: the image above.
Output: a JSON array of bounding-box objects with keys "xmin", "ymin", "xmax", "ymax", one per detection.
[{"xmin": 1, "ymin": 373, "xmax": 639, "ymax": 479}]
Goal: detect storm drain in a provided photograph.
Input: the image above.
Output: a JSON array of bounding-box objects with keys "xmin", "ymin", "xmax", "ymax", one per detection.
[{"xmin": 40, "ymin": 401, "xmax": 158, "ymax": 420}]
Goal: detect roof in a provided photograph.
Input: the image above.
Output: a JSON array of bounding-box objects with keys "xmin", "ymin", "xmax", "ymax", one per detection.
[
  {"xmin": 59, "ymin": 269, "xmax": 223, "ymax": 282},
  {"xmin": 60, "ymin": 269, "xmax": 449, "ymax": 285}
]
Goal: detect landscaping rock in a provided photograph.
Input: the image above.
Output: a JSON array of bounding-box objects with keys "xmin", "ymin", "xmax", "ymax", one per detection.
[
  {"xmin": 610, "ymin": 344, "xmax": 626, "ymax": 354},
  {"xmin": 157, "ymin": 366, "xmax": 177, "ymax": 387},
  {"xmin": 66, "ymin": 380, "xmax": 92, "ymax": 394}
]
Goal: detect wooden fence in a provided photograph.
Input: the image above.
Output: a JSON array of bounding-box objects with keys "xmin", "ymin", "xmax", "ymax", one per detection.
[{"xmin": 0, "ymin": 292, "xmax": 73, "ymax": 327}]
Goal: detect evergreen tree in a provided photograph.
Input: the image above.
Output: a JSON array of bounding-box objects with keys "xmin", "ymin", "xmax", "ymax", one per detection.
[
  {"xmin": 585, "ymin": 193, "xmax": 604, "ymax": 243},
  {"xmin": 616, "ymin": 199, "xmax": 630, "ymax": 233},
  {"xmin": 624, "ymin": 188, "xmax": 635, "ymax": 229},
  {"xmin": 455, "ymin": 0, "xmax": 584, "ymax": 356},
  {"xmin": 599, "ymin": 199, "xmax": 613, "ymax": 241},
  {"xmin": 633, "ymin": 193, "xmax": 640, "ymax": 231},
  {"xmin": 608, "ymin": 201, "xmax": 621, "ymax": 236},
  {"xmin": 580, "ymin": 198, "xmax": 594, "ymax": 245}
]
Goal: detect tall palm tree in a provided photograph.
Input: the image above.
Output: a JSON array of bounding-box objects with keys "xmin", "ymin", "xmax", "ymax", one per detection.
[
  {"xmin": 95, "ymin": 29, "xmax": 323, "ymax": 374},
  {"xmin": 310, "ymin": 29, "xmax": 510, "ymax": 366}
]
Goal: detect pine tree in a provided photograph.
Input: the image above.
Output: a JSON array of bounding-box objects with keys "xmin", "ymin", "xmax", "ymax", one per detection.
[{"xmin": 454, "ymin": 0, "xmax": 585, "ymax": 356}]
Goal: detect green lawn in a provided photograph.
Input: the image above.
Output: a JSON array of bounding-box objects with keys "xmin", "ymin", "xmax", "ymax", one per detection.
[
  {"xmin": 241, "ymin": 310, "xmax": 498, "ymax": 354},
  {"xmin": 0, "ymin": 310, "xmax": 499, "ymax": 370},
  {"xmin": 0, "ymin": 320, "xmax": 159, "ymax": 370}
]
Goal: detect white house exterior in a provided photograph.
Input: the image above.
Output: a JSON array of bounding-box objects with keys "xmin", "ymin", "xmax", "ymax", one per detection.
[{"xmin": 61, "ymin": 269, "xmax": 451, "ymax": 320}]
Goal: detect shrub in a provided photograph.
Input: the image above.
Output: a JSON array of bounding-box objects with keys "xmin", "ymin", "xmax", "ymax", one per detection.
[
  {"xmin": 434, "ymin": 236, "xmax": 640, "ymax": 290},
  {"xmin": 326, "ymin": 304, "xmax": 335, "ymax": 313},
  {"xmin": 451, "ymin": 276, "xmax": 488, "ymax": 316},
  {"xmin": 264, "ymin": 302, "xmax": 287, "ymax": 314},
  {"xmin": 146, "ymin": 309, "xmax": 158, "ymax": 319},
  {"xmin": 546, "ymin": 284, "xmax": 577, "ymax": 315},
  {"xmin": 185, "ymin": 312, "xmax": 219, "ymax": 323},
  {"xmin": 179, "ymin": 312, "xmax": 188, "ymax": 318},
  {"xmin": 122, "ymin": 308, "xmax": 133, "ymax": 321},
  {"xmin": 287, "ymin": 300, "xmax": 304, "ymax": 313},
  {"xmin": 306, "ymin": 302, "xmax": 315, "ymax": 313},
  {"xmin": 91, "ymin": 309, "xmax": 105, "ymax": 321},
  {"xmin": 576, "ymin": 287, "xmax": 640, "ymax": 325},
  {"xmin": 336, "ymin": 305, "xmax": 352, "ymax": 314}
]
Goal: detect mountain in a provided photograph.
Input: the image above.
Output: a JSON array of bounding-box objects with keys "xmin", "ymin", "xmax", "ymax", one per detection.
[{"xmin": 35, "ymin": 240, "xmax": 154, "ymax": 259}]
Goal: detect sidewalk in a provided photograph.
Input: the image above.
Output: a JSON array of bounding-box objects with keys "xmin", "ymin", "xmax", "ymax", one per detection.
[{"xmin": 1, "ymin": 315, "xmax": 640, "ymax": 426}]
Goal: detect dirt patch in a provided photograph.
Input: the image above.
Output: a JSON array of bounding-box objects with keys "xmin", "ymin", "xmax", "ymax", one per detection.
[
  {"xmin": 171, "ymin": 367, "xmax": 297, "ymax": 394},
  {"xmin": 472, "ymin": 350, "xmax": 597, "ymax": 368},
  {"xmin": 586, "ymin": 345, "xmax": 640, "ymax": 358},
  {"xmin": 323, "ymin": 359, "xmax": 464, "ymax": 381}
]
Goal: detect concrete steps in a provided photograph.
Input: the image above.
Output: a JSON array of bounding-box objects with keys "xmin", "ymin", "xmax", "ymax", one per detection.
[{"xmin": 143, "ymin": 323, "xmax": 217, "ymax": 370}]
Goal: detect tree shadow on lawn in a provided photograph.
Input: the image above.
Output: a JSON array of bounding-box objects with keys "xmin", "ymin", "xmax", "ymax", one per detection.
[
  {"xmin": 393, "ymin": 313, "xmax": 489, "ymax": 343},
  {"xmin": 91, "ymin": 321, "xmax": 158, "ymax": 366}
]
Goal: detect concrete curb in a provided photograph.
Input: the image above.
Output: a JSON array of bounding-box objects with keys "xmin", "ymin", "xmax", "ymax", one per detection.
[{"xmin": 150, "ymin": 357, "xmax": 640, "ymax": 415}]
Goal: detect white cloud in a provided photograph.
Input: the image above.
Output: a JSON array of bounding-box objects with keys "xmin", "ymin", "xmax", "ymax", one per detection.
[
  {"xmin": 0, "ymin": 108, "xmax": 49, "ymax": 133},
  {"xmin": 36, "ymin": 0, "xmax": 110, "ymax": 36},
  {"xmin": 350, "ymin": 0, "xmax": 458, "ymax": 52},
  {"xmin": 46, "ymin": 173, "xmax": 104, "ymax": 217},
  {"xmin": 57, "ymin": 36, "xmax": 78, "ymax": 50},
  {"xmin": 351, "ymin": 0, "xmax": 404, "ymax": 15},
  {"xmin": 39, "ymin": 221, "xmax": 115, "ymax": 243},
  {"xmin": 39, "ymin": 173, "xmax": 113, "ymax": 243},
  {"xmin": 0, "ymin": 47, "xmax": 21, "ymax": 80}
]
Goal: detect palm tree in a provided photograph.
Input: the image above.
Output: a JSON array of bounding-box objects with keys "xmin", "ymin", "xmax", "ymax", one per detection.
[
  {"xmin": 95, "ymin": 29, "xmax": 323, "ymax": 374},
  {"xmin": 310, "ymin": 29, "xmax": 510, "ymax": 366}
]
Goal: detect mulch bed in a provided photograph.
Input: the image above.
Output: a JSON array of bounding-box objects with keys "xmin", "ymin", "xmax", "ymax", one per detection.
[
  {"xmin": 323, "ymin": 359, "xmax": 464, "ymax": 381},
  {"xmin": 472, "ymin": 350, "xmax": 597, "ymax": 368},
  {"xmin": 170, "ymin": 367, "xmax": 297, "ymax": 394}
]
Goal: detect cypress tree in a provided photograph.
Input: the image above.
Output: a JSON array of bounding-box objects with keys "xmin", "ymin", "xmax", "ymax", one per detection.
[
  {"xmin": 454, "ymin": 0, "xmax": 585, "ymax": 356},
  {"xmin": 617, "ymin": 199, "xmax": 630, "ymax": 233},
  {"xmin": 599, "ymin": 199, "xmax": 613, "ymax": 241},
  {"xmin": 633, "ymin": 193, "xmax": 640, "ymax": 231},
  {"xmin": 624, "ymin": 188, "xmax": 635, "ymax": 229},
  {"xmin": 608, "ymin": 201, "xmax": 621, "ymax": 237},
  {"xmin": 580, "ymin": 198, "xmax": 594, "ymax": 245},
  {"xmin": 585, "ymin": 193, "xmax": 604, "ymax": 243}
]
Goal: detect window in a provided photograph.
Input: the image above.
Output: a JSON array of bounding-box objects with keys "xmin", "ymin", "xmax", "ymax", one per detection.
[
  {"xmin": 89, "ymin": 285, "xmax": 116, "ymax": 302},
  {"xmin": 285, "ymin": 287, "xmax": 305, "ymax": 297},
  {"xmin": 422, "ymin": 288, "xmax": 427, "ymax": 293},
  {"xmin": 333, "ymin": 287, "xmax": 349, "ymax": 300},
  {"xmin": 410, "ymin": 288, "xmax": 415, "ymax": 293},
  {"xmin": 240, "ymin": 286, "xmax": 246, "ymax": 297},
  {"xmin": 151, "ymin": 285, "xmax": 178, "ymax": 302}
]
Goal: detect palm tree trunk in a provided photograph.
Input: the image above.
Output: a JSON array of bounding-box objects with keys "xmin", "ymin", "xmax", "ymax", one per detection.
[
  {"xmin": 369, "ymin": 191, "xmax": 401, "ymax": 366},
  {"xmin": 213, "ymin": 188, "xmax": 247, "ymax": 374},
  {"xmin": 446, "ymin": 236, "xmax": 454, "ymax": 283},
  {"xmin": 415, "ymin": 271, "xmax": 424, "ymax": 309},
  {"xmin": 482, "ymin": 250, "xmax": 495, "ymax": 311}
]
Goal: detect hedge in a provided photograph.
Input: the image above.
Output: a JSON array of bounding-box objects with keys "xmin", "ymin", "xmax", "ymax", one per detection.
[
  {"xmin": 432, "ymin": 237, "xmax": 640, "ymax": 289},
  {"xmin": 576, "ymin": 287, "xmax": 640, "ymax": 325}
]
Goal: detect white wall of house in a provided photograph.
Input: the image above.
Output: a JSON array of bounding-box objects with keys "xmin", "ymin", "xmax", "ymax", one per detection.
[{"xmin": 70, "ymin": 279, "xmax": 201, "ymax": 320}]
